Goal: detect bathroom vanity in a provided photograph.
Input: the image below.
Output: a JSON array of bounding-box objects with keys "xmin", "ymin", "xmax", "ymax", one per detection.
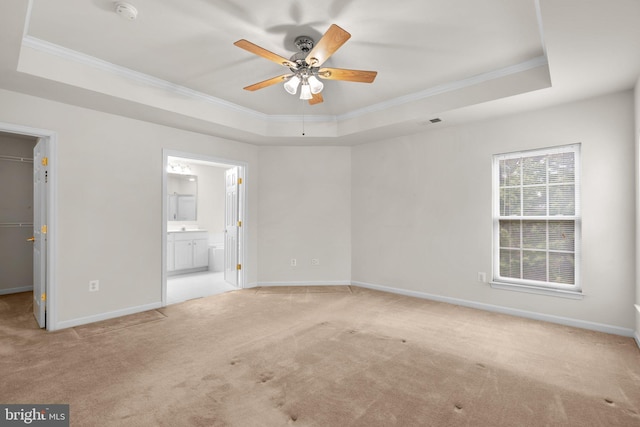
[{"xmin": 167, "ymin": 230, "xmax": 208, "ymax": 274}]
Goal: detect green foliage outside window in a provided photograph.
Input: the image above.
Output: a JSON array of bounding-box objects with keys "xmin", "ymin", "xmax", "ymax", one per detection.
[{"xmin": 496, "ymin": 148, "xmax": 578, "ymax": 287}]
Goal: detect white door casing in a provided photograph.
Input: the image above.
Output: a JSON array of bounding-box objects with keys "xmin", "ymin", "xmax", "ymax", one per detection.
[
  {"xmin": 33, "ymin": 138, "xmax": 47, "ymax": 328},
  {"xmin": 224, "ymin": 167, "xmax": 239, "ymax": 287}
]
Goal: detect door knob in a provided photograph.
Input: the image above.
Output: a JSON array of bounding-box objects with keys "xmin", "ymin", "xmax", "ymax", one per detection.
[{"xmin": 27, "ymin": 237, "xmax": 35, "ymax": 242}]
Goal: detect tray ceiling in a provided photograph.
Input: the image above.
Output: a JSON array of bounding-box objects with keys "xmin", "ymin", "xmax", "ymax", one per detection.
[{"xmin": 0, "ymin": 0, "xmax": 638, "ymax": 145}]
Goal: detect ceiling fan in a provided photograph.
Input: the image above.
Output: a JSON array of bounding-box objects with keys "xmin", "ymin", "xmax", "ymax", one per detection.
[{"xmin": 234, "ymin": 24, "xmax": 377, "ymax": 105}]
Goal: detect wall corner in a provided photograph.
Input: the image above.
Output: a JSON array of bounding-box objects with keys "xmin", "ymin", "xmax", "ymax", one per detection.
[{"xmin": 634, "ymin": 76, "xmax": 640, "ymax": 348}]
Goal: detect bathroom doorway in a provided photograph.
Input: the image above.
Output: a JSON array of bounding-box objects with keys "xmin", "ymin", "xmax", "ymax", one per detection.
[{"xmin": 162, "ymin": 150, "xmax": 246, "ymax": 306}]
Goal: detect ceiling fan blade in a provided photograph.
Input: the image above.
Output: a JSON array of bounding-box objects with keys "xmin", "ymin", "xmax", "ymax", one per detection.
[
  {"xmin": 243, "ymin": 74, "xmax": 292, "ymax": 91},
  {"xmin": 309, "ymin": 92, "xmax": 323, "ymax": 105},
  {"xmin": 318, "ymin": 67, "xmax": 377, "ymax": 83},
  {"xmin": 234, "ymin": 39, "xmax": 297, "ymax": 69},
  {"xmin": 305, "ymin": 24, "xmax": 351, "ymax": 67}
]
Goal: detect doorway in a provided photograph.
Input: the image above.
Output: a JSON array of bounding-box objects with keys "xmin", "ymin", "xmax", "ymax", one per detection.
[
  {"xmin": 0, "ymin": 132, "xmax": 37, "ymax": 297},
  {"xmin": 0, "ymin": 122, "xmax": 57, "ymax": 330},
  {"xmin": 162, "ymin": 150, "xmax": 246, "ymax": 306}
]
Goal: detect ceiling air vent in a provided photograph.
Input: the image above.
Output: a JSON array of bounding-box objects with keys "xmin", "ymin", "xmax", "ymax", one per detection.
[{"xmin": 418, "ymin": 118, "xmax": 443, "ymax": 126}]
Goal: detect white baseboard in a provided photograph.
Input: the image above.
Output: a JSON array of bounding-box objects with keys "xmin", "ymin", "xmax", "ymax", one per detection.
[
  {"xmin": 635, "ymin": 305, "xmax": 640, "ymax": 349},
  {"xmin": 257, "ymin": 280, "xmax": 352, "ymax": 287},
  {"xmin": 352, "ymin": 280, "xmax": 635, "ymax": 338},
  {"xmin": 56, "ymin": 301, "xmax": 163, "ymax": 330},
  {"xmin": 0, "ymin": 286, "xmax": 33, "ymax": 295}
]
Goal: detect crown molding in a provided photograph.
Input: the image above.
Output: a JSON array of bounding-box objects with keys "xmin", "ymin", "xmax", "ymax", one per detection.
[
  {"xmin": 21, "ymin": 35, "xmax": 268, "ymax": 120},
  {"xmin": 338, "ymin": 55, "xmax": 548, "ymax": 121},
  {"xmin": 21, "ymin": 35, "xmax": 548, "ymax": 128}
]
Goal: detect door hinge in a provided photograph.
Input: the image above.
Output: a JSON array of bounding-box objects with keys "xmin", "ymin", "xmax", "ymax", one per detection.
[
  {"xmin": 41, "ymin": 157, "xmax": 48, "ymax": 166},
  {"xmin": 237, "ymin": 264, "xmax": 242, "ymax": 270},
  {"xmin": 237, "ymin": 177, "xmax": 242, "ymax": 185},
  {"xmin": 237, "ymin": 220, "xmax": 242, "ymax": 227},
  {"xmin": 41, "ymin": 225, "xmax": 47, "ymax": 234},
  {"xmin": 41, "ymin": 293, "xmax": 46, "ymax": 302}
]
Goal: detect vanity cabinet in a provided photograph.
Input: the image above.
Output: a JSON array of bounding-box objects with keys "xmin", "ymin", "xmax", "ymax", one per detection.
[
  {"xmin": 167, "ymin": 234, "xmax": 175, "ymax": 271},
  {"xmin": 167, "ymin": 231, "xmax": 208, "ymax": 273}
]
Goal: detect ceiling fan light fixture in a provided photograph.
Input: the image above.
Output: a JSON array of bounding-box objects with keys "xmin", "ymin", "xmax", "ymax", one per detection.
[
  {"xmin": 284, "ymin": 75, "xmax": 300, "ymax": 95},
  {"xmin": 299, "ymin": 83, "xmax": 313, "ymax": 100},
  {"xmin": 308, "ymin": 75, "xmax": 324, "ymax": 94}
]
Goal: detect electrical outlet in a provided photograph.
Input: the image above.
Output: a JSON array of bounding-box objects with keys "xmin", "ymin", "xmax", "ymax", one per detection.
[
  {"xmin": 477, "ymin": 272, "xmax": 487, "ymax": 283},
  {"xmin": 311, "ymin": 258, "xmax": 320, "ymax": 266},
  {"xmin": 89, "ymin": 280, "xmax": 100, "ymax": 292},
  {"xmin": 290, "ymin": 258, "xmax": 297, "ymax": 267}
]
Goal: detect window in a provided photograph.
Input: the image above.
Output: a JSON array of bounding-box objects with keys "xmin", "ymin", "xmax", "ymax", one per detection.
[{"xmin": 492, "ymin": 144, "xmax": 580, "ymax": 294}]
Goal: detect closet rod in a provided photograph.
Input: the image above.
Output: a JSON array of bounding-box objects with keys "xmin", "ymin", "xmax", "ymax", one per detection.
[
  {"xmin": 0, "ymin": 155, "xmax": 33, "ymax": 163},
  {"xmin": 0, "ymin": 222, "xmax": 33, "ymax": 228}
]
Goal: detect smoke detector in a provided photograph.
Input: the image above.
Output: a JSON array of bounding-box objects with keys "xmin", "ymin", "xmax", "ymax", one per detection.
[{"xmin": 115, "ymin": 2, "xmax": 138, "ymax": 21}]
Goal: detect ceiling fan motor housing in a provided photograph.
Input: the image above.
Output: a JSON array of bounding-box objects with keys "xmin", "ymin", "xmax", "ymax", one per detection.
[
  {"xmin": 289, "ymin": 36, "xmax": 316, "ymax": 71},
  {"xmin": 294, "ymin": 36, "xmax": 314, "ymax": 53}
]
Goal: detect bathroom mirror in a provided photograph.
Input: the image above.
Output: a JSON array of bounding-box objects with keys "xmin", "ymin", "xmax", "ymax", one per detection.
[{"xmin": 167, "ymin": 174, "xmax": 197, "ymax": 221}]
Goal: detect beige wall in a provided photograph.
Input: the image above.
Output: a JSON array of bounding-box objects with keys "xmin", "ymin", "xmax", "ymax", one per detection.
[
  {"xmin": 0, "ymin": 88, "xmax": 259, "ymax": 327},
  {"xmin": 192, "ymin": 164, "xmax": 227, "ymax": 235},
  {"xmin": 0, "ymin": 86, "xmax": 636, "ymax": 335},
  {"xmin": 257, "ymin": 146, "xmax": 351, "ymax": 284},
  {"xmin": 352, "ymin": 90, "xmax": 636, "ymax": 331}
]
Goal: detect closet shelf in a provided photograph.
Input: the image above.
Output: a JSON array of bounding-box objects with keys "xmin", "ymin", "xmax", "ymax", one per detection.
[{"xmin": 0, "ymin": 154, "xmax": 33, "ymax": 163}]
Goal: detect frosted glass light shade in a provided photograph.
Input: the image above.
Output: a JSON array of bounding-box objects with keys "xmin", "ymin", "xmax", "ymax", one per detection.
[
  {"xmin": 308, "ymin": 75, "xmax": 324, "ymax": 94},
  {"xmin": 299, "ymin": 83, "xmax": 312, "ymax": 100},
  {"xmin": 284, "ymin": 75, "xmax": 300, "ymax": 95}
]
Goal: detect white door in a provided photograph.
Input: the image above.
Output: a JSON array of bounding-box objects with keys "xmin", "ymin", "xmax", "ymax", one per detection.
[
  {"xmin": 33, "ymin": 138, "xmax": 47, "ymax": 328},
  {"xmin": 224, "ymin": 167, "xmax": 239, "ymax": 287}
]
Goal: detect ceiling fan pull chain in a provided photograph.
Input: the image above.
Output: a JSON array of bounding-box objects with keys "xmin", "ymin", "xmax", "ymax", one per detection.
[{"xmin": 302, "ymin": 102, "xmax": 306, "ymax": 136}]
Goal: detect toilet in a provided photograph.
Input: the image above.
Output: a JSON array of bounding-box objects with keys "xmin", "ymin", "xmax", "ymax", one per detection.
[
  {"xmin": 208, "ymin": 233, "xmax": 224, "ymax": 272},
  {"xmin": 208, "ymin": 245, "xmax": 224, "ymax": 272}
]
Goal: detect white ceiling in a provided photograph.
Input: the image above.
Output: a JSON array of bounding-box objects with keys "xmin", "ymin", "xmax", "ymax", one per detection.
[{"xmin": 0, "ymin": 0, "xmax": 639, "ymax": 145}]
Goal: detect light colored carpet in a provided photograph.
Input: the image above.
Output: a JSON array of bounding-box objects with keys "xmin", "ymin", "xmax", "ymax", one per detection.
[
  {"xmin": 73, "ymin": 309, "xmax": 166, "ymax": 338},
  {"xmin": 1, "ymin": 288, "xmax": 639, "ymax": 426},
  {"xmin": 255, "ymin": 285, "xmax": 353, "ymax": 294}
]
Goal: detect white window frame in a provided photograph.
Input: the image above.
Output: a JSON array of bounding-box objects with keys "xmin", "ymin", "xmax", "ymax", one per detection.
[{"xmin": 491, "ymin": 144, "xmax": 581, "ymax": 297}]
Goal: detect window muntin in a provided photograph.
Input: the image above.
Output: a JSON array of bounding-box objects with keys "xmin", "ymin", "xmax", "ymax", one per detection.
[{"xmin": 493, "ymin": 144, "xmax": 580, "ymax": 291}]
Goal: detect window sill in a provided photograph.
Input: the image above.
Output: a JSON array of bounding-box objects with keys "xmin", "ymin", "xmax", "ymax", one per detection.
[{"xmin": 490, "ymin": 282, "xmax": 584, "ymax": 300}]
